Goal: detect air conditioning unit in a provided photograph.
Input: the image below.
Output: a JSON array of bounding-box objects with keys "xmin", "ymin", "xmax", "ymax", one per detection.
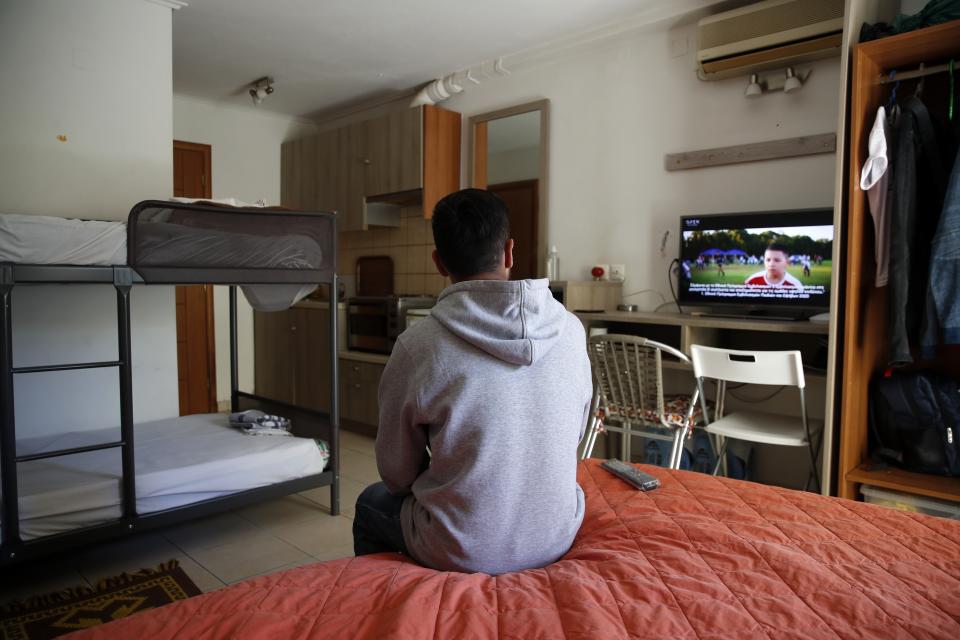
[{"xmin": 697, "ymin": 0, "xmax": 844, "ymax": 80}]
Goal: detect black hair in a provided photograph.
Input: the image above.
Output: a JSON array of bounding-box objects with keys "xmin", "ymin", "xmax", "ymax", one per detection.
[
  {"xmin": 766, "ymin": 241, "xmax": 790, "ymax": 256},
  {"xmin": 431, "ymin": 189, "xmax": 510, "ymax": 279}
]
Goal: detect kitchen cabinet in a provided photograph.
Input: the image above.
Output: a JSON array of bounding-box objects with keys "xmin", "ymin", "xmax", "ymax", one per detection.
[
  {"xmin": 281, "ymin": 105, "xmax": 460, "ymax": 231},
  {"xmin": 279, "ymin": 136, "xmax": 317, "ymax": 212},
  {"xmin": 339, "ymin": 358, "xmax": 384, "ymax": 427},
  {"xmin": 315, "ymin": 127, "xmax": 347, "ymax": 219},
  {"xmin": 253, "ymin": 307, "xmax": 331, "ymax": 412}
]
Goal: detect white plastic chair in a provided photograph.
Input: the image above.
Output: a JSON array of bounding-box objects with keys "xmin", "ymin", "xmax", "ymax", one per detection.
[
  {"xmin": 580, "ymin": 335, "xmax": 700, "ymax": 469},
  {"xmin": 690, "ymin": 344, "xmax": 822, "ymax": 492}
]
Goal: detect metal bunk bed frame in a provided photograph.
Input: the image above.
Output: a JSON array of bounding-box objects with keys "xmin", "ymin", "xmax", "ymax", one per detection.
[{"xmin": 0, "ymin": 204, "xmax": 340, "ymax": 567}]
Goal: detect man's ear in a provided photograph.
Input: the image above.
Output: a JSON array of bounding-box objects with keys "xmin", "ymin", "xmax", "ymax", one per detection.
[
  {"xmin": 432, "ymin": 249, "xmax": 450, "ymax": 277},
  {"xmin": 504, "ymin": 239, "xmax": 515, "ymax": 270}
]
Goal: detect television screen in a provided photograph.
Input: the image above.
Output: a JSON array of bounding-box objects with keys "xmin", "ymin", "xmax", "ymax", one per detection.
[{"xmin": 678, "ymin": 209, "xmax": 833, "ymax": 315}]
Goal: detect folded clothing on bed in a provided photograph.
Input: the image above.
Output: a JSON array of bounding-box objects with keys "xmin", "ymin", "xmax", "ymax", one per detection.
[{"xmin": 229, "ymin": 409, "xmax": 293, "ymax": 436}]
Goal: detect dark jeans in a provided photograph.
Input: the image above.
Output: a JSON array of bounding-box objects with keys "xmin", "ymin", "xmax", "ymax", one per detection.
[{"xmin": 353, "ymin": 482, "xmax": 409, "ymax": 557}]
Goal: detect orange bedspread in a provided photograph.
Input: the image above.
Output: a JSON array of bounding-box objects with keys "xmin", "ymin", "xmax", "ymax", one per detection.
[{"xmin": 72, "ymin": 460, "xmax": 960, "ymax": 639}]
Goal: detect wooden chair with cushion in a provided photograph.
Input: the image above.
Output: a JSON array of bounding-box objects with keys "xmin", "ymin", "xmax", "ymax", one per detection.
[{"xmin": 581, "ymin": 334, "xmax": 701, "ymax": 469}]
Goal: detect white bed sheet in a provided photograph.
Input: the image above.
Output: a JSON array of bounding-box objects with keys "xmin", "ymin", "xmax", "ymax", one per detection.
[
  {"xmin": 0, "ymin": 213, "xmax": 126, "ymax": 265},
  {"xmin": 0, "ymin": 212, "xmax": 317, "ymax": 310},
  {"xmin": 5, "ymin": 414, "xmax": 330, "ymax": 541}
]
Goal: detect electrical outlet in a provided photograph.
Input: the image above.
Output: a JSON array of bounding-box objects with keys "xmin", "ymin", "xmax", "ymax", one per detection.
[{"xmin": 610, "ymin": 264, "xmax": 626, "ymax": 282}]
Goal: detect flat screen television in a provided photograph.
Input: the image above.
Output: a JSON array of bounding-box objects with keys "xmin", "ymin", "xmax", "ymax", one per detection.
[{"xmin": 678, "ymin": 209, "xmax": 833, "ymax": 318}]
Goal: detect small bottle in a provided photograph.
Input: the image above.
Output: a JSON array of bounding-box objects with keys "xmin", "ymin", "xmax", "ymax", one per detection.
[{"xmin": 546, "ymin": 245, "xmax": 559, "ymax": 281}]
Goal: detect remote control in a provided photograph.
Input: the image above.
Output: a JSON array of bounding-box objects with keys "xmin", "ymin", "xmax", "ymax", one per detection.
[{"xmin": 600, "ymin": 459, "xmax": 661, "ymax": 491}]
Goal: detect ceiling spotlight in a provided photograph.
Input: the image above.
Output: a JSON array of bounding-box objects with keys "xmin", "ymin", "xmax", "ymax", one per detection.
[
  {"xmin": 744, "ymin": 73, "xmax": 763, "ymax": 97},
  {"xmin": 248, "ymin": 76, "xmax": 275, "ymax": 105},
  {"xmin": 783, "ymin": 67, "xmax": 803, "ymax": 93}
]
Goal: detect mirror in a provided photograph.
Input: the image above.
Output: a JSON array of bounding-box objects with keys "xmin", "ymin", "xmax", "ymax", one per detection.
[{"xmin": 469, "ymin": 100, "xmax": 549, "ymax": 281}]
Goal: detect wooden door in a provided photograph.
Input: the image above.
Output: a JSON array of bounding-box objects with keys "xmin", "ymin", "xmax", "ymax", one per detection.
[
  {"xmin": 173, "ymin": 140, "xmax": 217, "ymax": 415},
  {"xmin": 489, "ymin": 180, "xmax": 539, "ymax": 280}
]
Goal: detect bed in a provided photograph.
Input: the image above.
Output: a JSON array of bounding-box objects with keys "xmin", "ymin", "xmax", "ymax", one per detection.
[
  {"xmin": 72, "ymin": 459, "xmax": 960, "ymax": 639},
  {"xmin": 0, "ymin": 200, "xmax": 341, "ymax": 565},
  {"xmin": 7, "ymin": 414, "xmax": 330, "ymax": 541}
]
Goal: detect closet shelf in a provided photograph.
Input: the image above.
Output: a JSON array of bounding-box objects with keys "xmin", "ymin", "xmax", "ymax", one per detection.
[{"xmin": 846, "ymin": 464, "xmax": 960, "ymax": 503}]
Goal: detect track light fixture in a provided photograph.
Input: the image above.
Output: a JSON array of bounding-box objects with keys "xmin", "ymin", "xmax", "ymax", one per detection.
[
  {"xmin": 249, "ymin": 76, "xmax": 275, "ymax": 105},
  {"xmin": 783, "ymin": 67, "xmax": 802, "ymax": 93},
  {"xmin": 743, "ymin": 67, "xmax": 809, "ymax": 98}
]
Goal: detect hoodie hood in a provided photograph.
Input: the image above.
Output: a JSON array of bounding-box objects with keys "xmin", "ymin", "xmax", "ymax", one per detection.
[{"xmin": 429, "ymin": 278, "xmax": 568, "ymax": 366}]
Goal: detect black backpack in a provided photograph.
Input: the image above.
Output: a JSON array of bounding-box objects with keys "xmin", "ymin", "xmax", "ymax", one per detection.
[{"xmin": 868, "ymin": 372, "xmax": 960, "ymax": 476}]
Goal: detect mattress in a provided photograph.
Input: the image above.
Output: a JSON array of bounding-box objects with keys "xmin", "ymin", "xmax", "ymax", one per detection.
[
  {"xmin": 5, "ymin": 414, "xmax": 329, "ymax": 541},
  {"xmin": 0, "ymin": 213, "xmax": 126, "ymax": 265},
  {"xmin": 0, "ymin": 204, "xmax": 329, "ymax": 310},
  {"xmin": 71, "ymin": 459, "xmax": 960, "ymax": 640}
]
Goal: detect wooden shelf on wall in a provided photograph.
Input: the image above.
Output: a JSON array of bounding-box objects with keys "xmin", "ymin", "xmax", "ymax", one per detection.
[
  {"xmin": 846, "ymin": 464, "xmax": 960, "ymax": 503},
  {"xmin": 664, "ymin": 133, "xmax": 836, "ymax": 171}
]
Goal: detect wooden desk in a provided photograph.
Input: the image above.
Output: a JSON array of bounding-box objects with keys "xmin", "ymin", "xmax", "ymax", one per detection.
[
  {"xmin": 577, "ymin": 310, "xmax": 831, "ymax": 491},
  {"xmin": 576, "ymin": 310, "xmax": 829, "ymax": 335}
]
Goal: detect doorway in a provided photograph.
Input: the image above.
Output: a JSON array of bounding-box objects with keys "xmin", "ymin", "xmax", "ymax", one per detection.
[
  {"xmin": 173, "ymin": 140, "xmax": 217, "ymax": 415},
  {"xmin": 488, "ymin": 180, "xmax": 538, "ymax": 280},
  {"xmin": 469, "ymin": 101, "xmax": 549, "ymax": 278}
]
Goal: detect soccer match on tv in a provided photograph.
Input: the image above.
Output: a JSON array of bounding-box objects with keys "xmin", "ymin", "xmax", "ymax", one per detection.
[{"xmin": 680, "ymin": 225, "xmax": 833, "ymax": 302}]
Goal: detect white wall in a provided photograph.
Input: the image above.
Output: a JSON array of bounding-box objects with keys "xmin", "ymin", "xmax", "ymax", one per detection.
[
  {"xmin": 444, "ymin": 24, "xmax": 840, "ymax": 308},
  {"xmin": 172, "ymin": 96, "xmax": 318, "ymax": 403},
  {"xmin": 0, "ymin": 0, "xmax": 178, "ymax": 435},
  {"xmin": 0, "ymin": 0, "xmax": 172, "ymax": 219},
  {"xmin": 172, "ymin": 95, "xmax": 318, "ymax": 206}
]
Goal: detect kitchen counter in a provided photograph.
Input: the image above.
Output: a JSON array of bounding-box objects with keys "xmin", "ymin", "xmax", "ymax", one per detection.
[
  {"xmin": 295, "ymin": 300, "xmax": 347, "ymax": 310},
  {"xmin": 338, "ymin": 350, "xmax": 390, "ymax": 365}
]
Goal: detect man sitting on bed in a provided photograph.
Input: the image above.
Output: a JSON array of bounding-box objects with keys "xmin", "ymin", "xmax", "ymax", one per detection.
[{"xmin": 352, "ymin": 188, "xmax": 593, "ymax": 575}]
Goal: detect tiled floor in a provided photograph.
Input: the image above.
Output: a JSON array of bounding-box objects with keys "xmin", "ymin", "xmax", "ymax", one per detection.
[{"xmin": 0, "ymin": 430, "xmax": 377, "ymax": 604}]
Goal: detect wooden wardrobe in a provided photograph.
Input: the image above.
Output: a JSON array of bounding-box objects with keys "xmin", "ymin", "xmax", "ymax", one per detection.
[{"xmin": 838, "ymin": 20, "xmax": 960, "ymax": 502}]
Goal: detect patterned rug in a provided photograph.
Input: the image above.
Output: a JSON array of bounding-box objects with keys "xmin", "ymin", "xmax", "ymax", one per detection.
[{"xmin": 0, "ymin": 560, "xmax": 201, "ymax": 640}]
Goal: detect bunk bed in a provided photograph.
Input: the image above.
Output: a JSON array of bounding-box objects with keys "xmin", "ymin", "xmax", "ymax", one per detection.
[{"xmin": 0, "ymin": 200, "xmax": 341, "ymax": 566}]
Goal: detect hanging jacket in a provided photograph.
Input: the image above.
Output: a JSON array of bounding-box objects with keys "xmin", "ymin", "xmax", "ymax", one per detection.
[
  {"xmin": 887, "ymin": 96, "xmax": 948, "ymax": 366},
  {"xmin": 922, "ymin": 147, "xmax": 960, "ymax": 354}
]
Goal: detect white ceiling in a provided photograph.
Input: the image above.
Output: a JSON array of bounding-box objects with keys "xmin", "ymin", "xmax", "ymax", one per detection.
[{"xmin": 173, "ymin": 0, "xmax": 709, "ymax": 120}]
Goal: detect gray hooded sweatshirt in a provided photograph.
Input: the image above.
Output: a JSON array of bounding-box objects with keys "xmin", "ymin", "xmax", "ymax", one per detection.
[{"xmin": 375, "ymin": 278, "xmax": 592, "ymax": 575}]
